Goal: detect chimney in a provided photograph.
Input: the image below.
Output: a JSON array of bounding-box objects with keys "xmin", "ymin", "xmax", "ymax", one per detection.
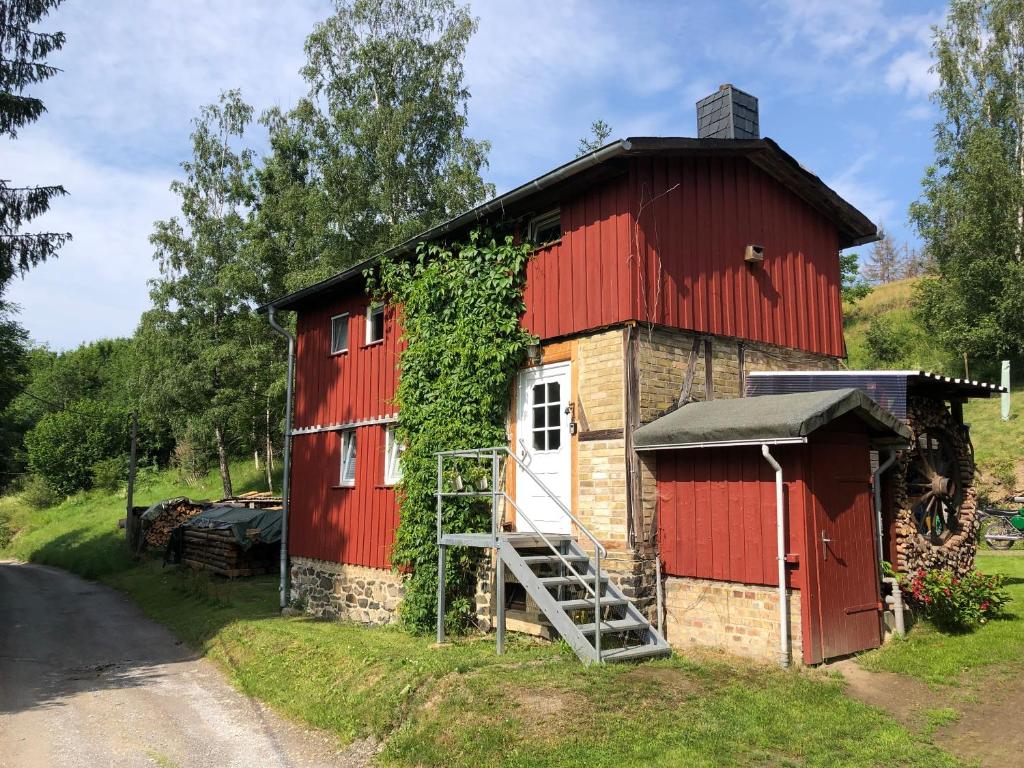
[{"xmin": 696, "ymin": 84, "xmax": 759, "ymax": 139}]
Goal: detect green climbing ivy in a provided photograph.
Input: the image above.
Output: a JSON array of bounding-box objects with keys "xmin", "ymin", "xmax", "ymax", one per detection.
[{"xmin": 371, "ymin": 231, "xmax": 534, "ymax": 632}]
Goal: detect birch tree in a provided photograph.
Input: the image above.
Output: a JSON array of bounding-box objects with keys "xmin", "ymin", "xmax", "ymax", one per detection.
[
  {"xmin": 912, "ymin": 0, "xmax": 1024, "ymax": 370},
  {"xmin": 141, "ymin": 90, "xmax": 262, "ymax": 497}
]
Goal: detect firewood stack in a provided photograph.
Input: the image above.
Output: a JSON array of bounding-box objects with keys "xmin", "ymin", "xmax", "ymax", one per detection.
[
  {"xmin": 181, "ymin": 527, "xmax": 276, "ymax": 578},
  {"xmin": 144, "ymin": 499, "xmax": 205, "ymax": 549},
  {"xmin": 892, "ymin": 396, "xmax": 979, "ymax": 577}
]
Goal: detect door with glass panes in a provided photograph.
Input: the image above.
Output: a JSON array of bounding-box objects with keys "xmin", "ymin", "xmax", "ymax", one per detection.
[{"xmin": 514, "ymin": 361, "xmax": 572, "ymax": 534}]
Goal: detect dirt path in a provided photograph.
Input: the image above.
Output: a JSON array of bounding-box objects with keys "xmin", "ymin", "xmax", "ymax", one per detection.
[
  {"xmin": 0, "ymin": 561, "xmax": 373, "ymax": 768},
  {"xmin": 831, "ymin": 658, "xmax": 1024, "ymax": 768}
]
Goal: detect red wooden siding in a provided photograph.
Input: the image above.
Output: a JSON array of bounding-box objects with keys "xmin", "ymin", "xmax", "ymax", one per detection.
[
  {"xmin": 289, "ymin": 288, "xmax": 404, "ymax": 569},
  {"xmin": 293, "ymin": 290, "xmax": 403, "ymax": 428},
  {"xmin": 656, "ymin": 444, "xmax": 810, "ymax": 589},
  {"xmin": 631, "ymin": 156, "xmax": 844, "ymax": 356},
  {"xmin": 290, "ymin": 425, "xmax": 399, "ymax": 569},
  {"xmin": 522, "ymin": 173, "xmax": 635, "ymax": 339}
]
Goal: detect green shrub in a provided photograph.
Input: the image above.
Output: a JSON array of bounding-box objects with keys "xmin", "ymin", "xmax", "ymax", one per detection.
[
  {"xmin": 24, "ymin": 399, "xmax": 129, "ymax": 496},
  {"xmin": 904, "ymin": 568, "xmax": 1010, "ymax": 630},
  {"xmin": 865, "ymin": 315, "xmax": 906, "ymax": 364},
  {"xmin": 19, "ymin": 473, "xmax": 61, "ymax": 509},
  {"xmin": 91, "ymin": 455, "xmax": 128, "ymax": 491}
]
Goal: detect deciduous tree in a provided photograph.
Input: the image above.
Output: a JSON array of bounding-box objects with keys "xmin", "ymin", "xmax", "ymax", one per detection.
[{"xmin": 912, "ymin": 0, "xmax": 1024, "ymax": 371}]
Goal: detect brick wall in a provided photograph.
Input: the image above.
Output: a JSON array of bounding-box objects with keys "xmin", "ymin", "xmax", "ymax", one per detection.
[
  {"xmin": 290, "ymin": 556, "xmax": 404, "ymax": 624},
  {"xmin": 664, "ymin": 576, "xmax": 803, "ymax": 665},
  {"xmin": 634, "ymin": 326, "xmax": 840, "ymax": 423}
]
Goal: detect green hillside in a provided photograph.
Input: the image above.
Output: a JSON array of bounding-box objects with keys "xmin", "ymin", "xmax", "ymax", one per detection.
[{"xmin": 843, "ymin": 279, "xmax": 1022, "ymax": 500}]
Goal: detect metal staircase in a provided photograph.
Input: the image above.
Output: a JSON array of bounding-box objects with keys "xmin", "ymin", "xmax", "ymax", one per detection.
[{"xmin": 435, "ymin": 447, "xmax": 670, "ymax": 665}]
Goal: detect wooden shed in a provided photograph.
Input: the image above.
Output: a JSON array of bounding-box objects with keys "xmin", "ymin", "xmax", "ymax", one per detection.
[{"xmin": 635, "ymin": 388, "xmax": 911, "ymax": 665}]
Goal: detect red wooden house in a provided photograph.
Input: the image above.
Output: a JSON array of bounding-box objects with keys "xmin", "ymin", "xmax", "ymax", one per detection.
[{"xmin": 266, "ymin": 85, "xmax": 910, "ymax": 665}]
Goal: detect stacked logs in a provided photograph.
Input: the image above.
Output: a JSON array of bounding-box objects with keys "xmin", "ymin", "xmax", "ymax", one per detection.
[
  {"xmin": 144, "ymin": 499, "xmax": 205, "ymax": 549},
  {"xmin": 181, "ymin": 527, "xmax": 276, "ymax": 578},
  {"xmin": 892, "ymin": 396, "xmax": 979, "ymax": 577}
]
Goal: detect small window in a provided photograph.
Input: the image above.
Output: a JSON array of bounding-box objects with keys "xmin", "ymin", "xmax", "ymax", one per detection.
[
  {"xmin": 384, "ymin": 425, "xmax": 404, "ymax": 485},
  {"xmin": 366, "ymin": 303, "xmax": 385, "ymax": 345},
  {"xmin": 339, "ymin": 430, "xmax": 357, "ymax": 486},
  {"xmin": 527, "ymin": 210, "xmax": 561, "ymax": 246},
  {"xmin": 531, "ymin": 381, "xmax": 561, "ymax": 451},
  {"xmin": 330, "ymin": 313, "xmax": 349, "ymax": 354}
]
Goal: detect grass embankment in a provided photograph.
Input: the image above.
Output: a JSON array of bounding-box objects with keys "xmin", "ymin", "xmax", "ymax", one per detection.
[
  {"xmin": 0, "ymin": 466, "xmax": 958, "ymax": 767},
  {"xmin": 861, "ymin": 553, "xmax": 1024, "ymax": 686},
  {"xmin": 844, "ymin": 277, "xmax": 1023, "ymax": 497}
]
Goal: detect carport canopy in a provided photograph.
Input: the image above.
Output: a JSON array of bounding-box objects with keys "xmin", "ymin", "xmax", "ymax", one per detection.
[{"xmin": 634, "ymin": 387, "xmax": 911, "ymax": 451}]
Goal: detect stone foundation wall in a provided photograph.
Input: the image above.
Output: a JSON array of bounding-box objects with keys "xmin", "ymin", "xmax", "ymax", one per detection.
[
  {"xmin": 290, "ymin": 556, "xmax": 404, "ymax": 624},
  {"xmin": 664, "ymin": 576, "xmax": 803, "ymax": 665}
]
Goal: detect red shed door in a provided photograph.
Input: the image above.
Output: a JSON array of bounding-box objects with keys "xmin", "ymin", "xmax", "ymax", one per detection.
[{"xmin": 810, "ymin": 437, "xmax": 882, "ymax": 660}]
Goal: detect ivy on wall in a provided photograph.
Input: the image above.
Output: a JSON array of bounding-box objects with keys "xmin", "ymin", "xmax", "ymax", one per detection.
[{"xmin": 371, "ymin": 231, "xmax": 534, "ymax": 632}]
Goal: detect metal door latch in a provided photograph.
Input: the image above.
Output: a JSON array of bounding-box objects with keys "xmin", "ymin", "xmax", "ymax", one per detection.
[{"xmin": 821, "ymin": 530, "xmax": 832, "ymax": 559}]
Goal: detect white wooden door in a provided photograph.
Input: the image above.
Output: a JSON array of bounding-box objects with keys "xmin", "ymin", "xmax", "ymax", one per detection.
[{"xmin": 515, "ymin": 362, "xmax": 572, "ymax": 534}]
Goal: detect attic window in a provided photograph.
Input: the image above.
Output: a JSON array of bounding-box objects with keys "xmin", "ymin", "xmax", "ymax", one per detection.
[
  {"xmin": 527, "ymin": 210, "xmax": 561, "ymax": 246},
  {"xmin": 366, "ymin": 303, "xmax": 384, "ymax": 345}
]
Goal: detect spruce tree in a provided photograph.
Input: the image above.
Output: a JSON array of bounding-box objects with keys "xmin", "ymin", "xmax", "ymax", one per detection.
[{"xmin": 0, "ymin": 0, "xmax": 70, "ymax": 287}]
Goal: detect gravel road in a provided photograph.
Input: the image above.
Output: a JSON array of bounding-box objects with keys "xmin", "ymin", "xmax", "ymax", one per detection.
[{"xmin": 0, "ymin": 561, "xmax": 371, "ymax": 768}]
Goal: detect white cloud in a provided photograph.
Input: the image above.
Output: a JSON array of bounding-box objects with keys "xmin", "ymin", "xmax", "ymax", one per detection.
[{"xmin": 886, "ymin": 50, "xmax": 939, "ymax": 99}]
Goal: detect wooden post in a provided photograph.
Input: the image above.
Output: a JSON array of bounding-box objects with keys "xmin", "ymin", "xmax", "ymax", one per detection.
[{"xmin": 126, "ymin": 411, "xmax": 139, "ymax": 551}]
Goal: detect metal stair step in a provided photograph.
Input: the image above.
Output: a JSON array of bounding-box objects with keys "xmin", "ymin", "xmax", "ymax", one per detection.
[
  {"xmin": 519, "ymin": 554, "xmax": 590, "ymax": 566},
  {"xmin": 575, "ymin": 618, "xmax": 650, "ymax": 635},
  {"xmin": 539, "ymin": 574, "xmax": 608, "ymax": 588},
  {"xmin": 599, "ymin": 644, "xmax": 672, "ymax": 663},
  {"xmin": 557, "ymin": 596, "xmax": 628, "ymax": 611}
]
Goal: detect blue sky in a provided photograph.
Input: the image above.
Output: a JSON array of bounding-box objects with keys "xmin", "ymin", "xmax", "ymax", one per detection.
[{"xmin": 4, "ymin": 0, "xmax": 946, "ymax": 350}]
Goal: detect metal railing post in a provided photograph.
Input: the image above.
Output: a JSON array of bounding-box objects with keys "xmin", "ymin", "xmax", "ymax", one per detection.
[
  {"xmin": 594, "ymin": 548, "xmax": 602, "ymax": 662},
  {"xmin": 436, "ymin": 454, "xmax": 445, "ymax": 645},
  {"xmin": 496, "ymin": 550, "xmax": 505, "ymax": 655}
]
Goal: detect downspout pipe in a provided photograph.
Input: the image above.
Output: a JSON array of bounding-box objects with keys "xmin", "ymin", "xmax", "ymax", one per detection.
[
  {"xmin": 872, "ymin": 450, "xmax": 898, "ymax": 565},
  {"xmin": 268, "ymin": 305, "xmax": 296, "ymax": 612},
  {"xmin": 761, "ymin": 444, "xmax": 789, "ymax": 669}
]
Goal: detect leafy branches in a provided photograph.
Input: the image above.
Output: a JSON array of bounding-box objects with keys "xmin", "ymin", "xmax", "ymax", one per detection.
[
  {"xmin": 0, "ymin": 0, "xmax": 69, "ymax": 286},
  {"xmin": 372, "ymin": 231, "xmax": 533, "ymax": 632}
]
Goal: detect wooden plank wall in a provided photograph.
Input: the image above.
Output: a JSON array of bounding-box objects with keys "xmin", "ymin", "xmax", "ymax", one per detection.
[
  {"xmin": 631, "ymin": 156, "xmax": 845, "ymax": 357},
  {"xmin": 656, "ymin": 444, "xmax": 810, "ymax": 589},
  {"xmin": 289, "ymin": 287, "xmax": 403, "ymax": 569}
]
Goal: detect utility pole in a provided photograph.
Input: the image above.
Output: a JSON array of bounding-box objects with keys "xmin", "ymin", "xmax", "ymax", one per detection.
[{"xmin": 126, "ymin": 411, "xmax": 139, "ymax": 550}]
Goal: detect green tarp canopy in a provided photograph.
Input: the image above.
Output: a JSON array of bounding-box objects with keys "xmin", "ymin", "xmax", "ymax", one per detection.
[
  {"xmin": 182, "ymin": 505, "xmax": 282, "ymax": 549},
  {"xmin": 634, "ymin": 387, "xmax": 911, "ymax": 450}
]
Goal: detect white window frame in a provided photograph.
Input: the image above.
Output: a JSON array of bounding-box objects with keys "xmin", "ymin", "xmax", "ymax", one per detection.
[
  {"xmin": 365, "ymin": 303, "xmax": 385, "ymax": 345},
  {"xmin": 330, "ymin": 313, "xmax": 349, "ymax": 355},
  {"xmin": 339, "ymin": 429, "xmax": 357, "ymax": 487},
  {"xmin": 527, "ymin": 209, "xmax": 562, "ymax": 246},
  {"xmin": 384, "ymin": 425, "xmax": 404, "ymax": 486}
]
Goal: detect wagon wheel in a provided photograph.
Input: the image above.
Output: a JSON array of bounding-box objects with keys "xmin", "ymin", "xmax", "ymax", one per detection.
[
  {"xmin": 982, "ymin": 517, "xmax": 1017, "ymax": 551},
  {"xmin": 906, "ymin": 429, "xmax": 964, "ymax": 544}
]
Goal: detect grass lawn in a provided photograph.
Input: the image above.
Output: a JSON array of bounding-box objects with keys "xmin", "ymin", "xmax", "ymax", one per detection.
[
  {"xmin": 860, "ymin": 553, "xmax": 1024, "ymax": 686},
  {"xmin": 1, "ymin": 466, "xmax": 959, "ymax": 767}
]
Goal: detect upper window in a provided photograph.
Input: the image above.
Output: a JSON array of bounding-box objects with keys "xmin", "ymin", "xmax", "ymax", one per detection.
[
  {"xmin": 527, "ymin": 210, "xmax": 561, "ymax": 246},
  {"xmin": 330, "ymin": 313, "xmax": 349, "ymax": 354},
  {"xmin": 366, "ymin": 303, "xmax": 385, "ymax": 345},
  {"xmin": 384, "ymin": 425, "xmax": 404, "ymax": 486},
  {"xmin": 339, "ymin": 430, "xmax": 357, "ymax": 487}
]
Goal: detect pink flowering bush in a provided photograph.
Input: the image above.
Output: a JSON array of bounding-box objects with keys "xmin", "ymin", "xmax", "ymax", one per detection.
[{"xmin": 903, "ymin": 568, "xmax": 1009, "ymax": 631}]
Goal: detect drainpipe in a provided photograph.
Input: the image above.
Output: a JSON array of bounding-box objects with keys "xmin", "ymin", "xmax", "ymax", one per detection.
[
  {"xmin": 761, "ymin": 444, "xmax": 789, "ymax": 669},
  {"xmin": 268, "ymin": 305, "xmax": 296, "ymax": 612},
  {"xmin": 872, "ymin": 450, "xmax": 897, "ymax": 565}
]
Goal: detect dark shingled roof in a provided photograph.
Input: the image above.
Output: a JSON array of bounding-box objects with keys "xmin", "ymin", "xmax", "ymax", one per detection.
[{"xmin": 634, "ymin": 388, "xmax": 911, "ymax": 450}]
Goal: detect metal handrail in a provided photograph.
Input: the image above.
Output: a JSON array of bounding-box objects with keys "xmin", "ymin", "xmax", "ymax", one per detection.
[
  {"xmin": 435, "ymin": 446, "xmax": 607, "ymax": 557},
  {"xmin": 435, "ymin": 445, "xmax": 607, "ymax": 661}
]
